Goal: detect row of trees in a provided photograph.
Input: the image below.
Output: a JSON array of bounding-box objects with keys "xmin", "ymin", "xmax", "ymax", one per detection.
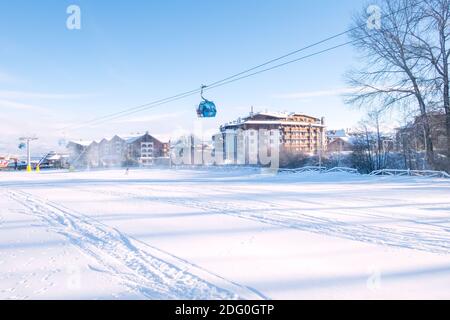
[{"xmin": 346, "ymin": 0, "xmax": 450, "ymax": 171}]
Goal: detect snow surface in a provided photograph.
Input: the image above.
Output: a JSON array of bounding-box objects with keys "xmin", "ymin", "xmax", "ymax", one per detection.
[{"xmin": 1, "ymin": 168, "xmax": 450, "ymax": 300}]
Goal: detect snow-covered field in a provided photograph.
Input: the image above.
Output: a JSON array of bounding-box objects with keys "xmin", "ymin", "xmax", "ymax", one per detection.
[{"xmin": 1, "ymin": 168, "xmax": 450, "ymax": 300}]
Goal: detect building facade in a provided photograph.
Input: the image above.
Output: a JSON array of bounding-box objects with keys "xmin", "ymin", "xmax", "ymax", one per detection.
[
  {"xmin": 216, "ymin": 111, "xmax": 326, "ymax": 165},
  {"xmin": 67, "ymin": 132, "xmax": 169, "ymax": 168},
  {"xmin": 170, "ymin": 135, "xmax": 214, "ymax": 166},
  {"xmin": 326, "ymin": 129, "xmax": 355, "ymax": 152},
  {"xmin": 327, "ymin": 137, "xmax": 354, "ymax": 153},
  {"xmin": 395, "ymin": 112, "xmax": 448, "ymax": 154}
]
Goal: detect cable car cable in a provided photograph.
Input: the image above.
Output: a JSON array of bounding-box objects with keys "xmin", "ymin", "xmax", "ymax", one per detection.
[
  {"xmin": 62, "ymin": 0, "xmax": 424, "ymax": 130},
  {"xmin": 67, "ymin": 39, "xmax": 358, "ymax": 128}
]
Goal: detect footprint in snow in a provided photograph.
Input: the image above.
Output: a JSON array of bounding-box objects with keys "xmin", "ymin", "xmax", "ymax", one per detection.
[{"xmin": 88, "ymin": 264, "xmax": 108, "ymax": 273}]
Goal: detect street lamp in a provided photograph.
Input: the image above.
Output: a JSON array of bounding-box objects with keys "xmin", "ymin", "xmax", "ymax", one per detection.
[{"xmin": 19, "ymin": 136, "xmax": 38, "ymax": 172}]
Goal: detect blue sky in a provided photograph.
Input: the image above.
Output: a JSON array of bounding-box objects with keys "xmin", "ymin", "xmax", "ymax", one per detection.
[{"xmin": 0, "ymin": 0, "xmax": 368, "ymax": 154}]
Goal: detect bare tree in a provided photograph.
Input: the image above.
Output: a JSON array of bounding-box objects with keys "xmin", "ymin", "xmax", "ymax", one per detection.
[
  {"xmin": 350, "ymin": 110, "xmax": 393, "ymax": 173},
  {"xmin": 346, "ymin": 0, "xmax": 436, "ymax": 166},
  {"xmin": 350, "ymin": 125, "xmax": 376, "ymax": 173},
  {"xmin": 370, "ymin": 109, "xmax": 387, "ymax": 169},
  {"xmin": 409, "ymin": 0, "xmax": 450, "ymax": 159}
]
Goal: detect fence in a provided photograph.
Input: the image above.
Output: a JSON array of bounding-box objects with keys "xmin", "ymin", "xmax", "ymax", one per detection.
[
  {"xmin": 369, "ymin": 169, "xmax": 450, "ymax": 179},
  {"xmin": 281, "ymin": 166, "xmax": 449, "ymax": 178},
  {"xmin": 167, "ymin": 164, "xmax": 450, "ymax": 179},
  {"xmin": 280, "ymin": 166, "xmax": 359, "ymax": 174}
]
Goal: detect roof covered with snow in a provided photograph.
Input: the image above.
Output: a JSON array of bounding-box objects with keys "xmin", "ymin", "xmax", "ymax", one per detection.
[
  {"xmin": 119, "ymin": 133, "xmax": 149, "ymax": 144},
  {"xmin": 67, "ymin": 132, "xmax": 166, "ymax": 149},
  {"xmin": 221, "ymin": 110, "xmax": 323, "ymax": 130},
  {"xmin": 249, "ymin": 111, "xmax": 292, "ymax": 119},
  {"xmin": 68, "ymin": 140, "xmax": 94, "ymax": 147}
]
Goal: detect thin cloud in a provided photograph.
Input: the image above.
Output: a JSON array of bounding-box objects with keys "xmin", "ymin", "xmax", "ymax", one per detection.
[
  {"xmin": 0, "ymin": 99, "xmax": 48, "ymax": 112},
  {"xmin": 0, "ymin": 90, "xmax": 98, "ymax": 100},
  {"xmin": 0, "ymin": 71, "xmax": 18, "ymax": 83},
  {"xmin": 111, "ymin": 112, "xmax": 186, "ymax": 124},
  {"xmin": 273, "ymin": 87, "xmax": 359, "ymax": 100}
]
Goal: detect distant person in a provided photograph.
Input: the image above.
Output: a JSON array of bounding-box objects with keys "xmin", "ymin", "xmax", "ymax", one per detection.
[
  {"xmin": 125, "ymin": 167, "xmax": 129, "ymax": 175},
  {"xmin": 14, "ymin": 159, "xmax": 18, "ymax": 171}
]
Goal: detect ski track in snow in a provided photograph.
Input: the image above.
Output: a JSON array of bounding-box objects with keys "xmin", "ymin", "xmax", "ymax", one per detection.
[
  {"xmin": 79, "ymin": 184, "xmax": 450, "ymax": 256},
  {"xmin": 8, "ymin": 190, "xmax": 264, "ymax": 300}
]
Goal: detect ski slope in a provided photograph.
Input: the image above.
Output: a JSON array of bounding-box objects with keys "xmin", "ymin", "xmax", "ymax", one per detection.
[{"xmin": 1, "ymin": 168, "xmax": 450, "ymax": 299}]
